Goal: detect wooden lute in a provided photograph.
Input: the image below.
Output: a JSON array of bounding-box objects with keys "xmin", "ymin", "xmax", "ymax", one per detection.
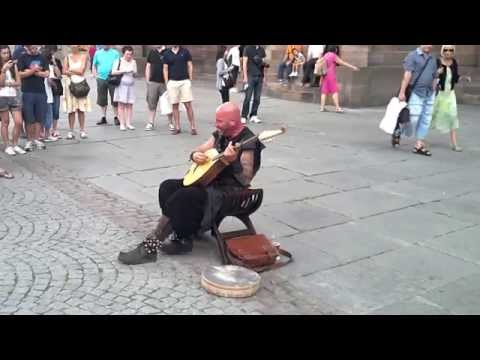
[{"xmin": 183, "ymin": 127, "xmax": 286, "ymax": 187}]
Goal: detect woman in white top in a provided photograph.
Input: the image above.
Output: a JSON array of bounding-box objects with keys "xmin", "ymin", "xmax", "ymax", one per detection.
[
  {"xmin": 45, "ymin": 51, "xmax": 63, "ymax": 139},
  {"xmin": 111, "ymin": 46, "xmax": 137, "ymax": 131},
  {"xmin": 63, "ymin": 45, "xmax": 91, "ymax": 140},
  {"xmin": 0, "ymin": 45, "xmax": 26, "ymax": 156}
]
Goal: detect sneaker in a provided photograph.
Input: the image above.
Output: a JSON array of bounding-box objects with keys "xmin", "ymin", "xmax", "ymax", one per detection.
[
  {"xmin": 118, "ymin": 243, "xmax": 157, "ymax": 265},
  {"xmin": 114, "ymin": 117, "xmax": 120, "ymax": 126},
  {"xmin": 452, "ymin": 145, "xmax": 463, "ymax": 152},
  {"xmin": 160, "ymin": 233, "xmax": 193, "ymax": 255},
  {"xmin": 120, "ymin": 125, "xmax": 127, "ymax": 131},
  {"xmin": 96, "ymin": 117, "xmax": 107, "ymax": 126},
  {"xmin": 13, "ymin": 145, "xmax": 27, "ymax": 155},
  {"xmin": 288, "ymin": 72, "xmax": 295, "ymax": 77},
  {"xmin": 66, "ymin": 132, "xmax": 75, "ymax": 140},
  {"xmin": 24, "ymin": 141, "xmax": 33, "ymax": 152},
  {"xmin": 43, "ymin": 135, "xmax": 59, "ymax": 143},
  {"xmin": 250, "ymin": 116, "xmax": 262, "ymax": 124},
  {"xmin": 127, "ymin": 124, "xmax": 135, "ymax": 130},
  {"xmin": 145, "ymin": 122, "xmax": 154, "ymax": 131},
  {"xmin": 80, "ymin": 131, "xmax": 88, "ymax": 139},
  {"xmin": 241, "ymin": 117, "xmax": 247, "ymax": 124},
  {"xmin": 4, "ymin": 146, "xmax": 16, "ymax": 156},
  {"xmin": 168, "ymin": 123, "xmax": 175, "ymax": 132},
  {"xmin": 34, "ymin": 140, "xmax": 46, "ymax": 150}
]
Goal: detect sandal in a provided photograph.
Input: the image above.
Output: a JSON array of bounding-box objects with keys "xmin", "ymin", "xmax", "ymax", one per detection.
[
  {"xmin": 0, "ymin": 169, "xmax": 14, "ymax": 179},
  {"xmin": 413, "ymin": 146, "xmax": 432, "ymax": 157},
  {"xmin": 335, "ymin": 108, "xmax": 345, "ymax": 113},
  {"xmin": 171, "ymin": 129, "xmax": 181, "ymax": 135},
  {"xmin": 191, "ymin": 129, "xmax": 198, "ymax": 135}
]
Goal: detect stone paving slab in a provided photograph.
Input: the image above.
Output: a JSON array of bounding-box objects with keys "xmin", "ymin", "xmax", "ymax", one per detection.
[
  {"xmin": 307, "ymin": 188, "xmax": 420, "ymax": 219},
  {"xmin": 354, "ymin": 206, "xmax": 474, "ymax": 245}
]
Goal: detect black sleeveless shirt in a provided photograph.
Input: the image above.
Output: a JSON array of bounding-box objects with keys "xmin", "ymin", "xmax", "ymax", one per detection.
[{"xmin": 211, "ymin": 127, "xmax": 265, "ymax": 187}]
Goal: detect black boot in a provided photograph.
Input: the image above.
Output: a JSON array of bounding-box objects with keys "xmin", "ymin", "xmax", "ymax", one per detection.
[
  {"xmin": 160, "ymin": 233, "xmax": 193, "ymax": 255},
  {"xmin": 97, "ymin": 116, "xmax": 107, "ymax": 125},
  {"xmin": 114, "ymin": 116, "xmax": 120, "ymax": 126},
  {"xmin": 118, "ymin": 243, "xmax": 157, "ymax": 265},
  {"xmin": 391, "ymin": 127, "xmax": 401, "ymax": 147}
]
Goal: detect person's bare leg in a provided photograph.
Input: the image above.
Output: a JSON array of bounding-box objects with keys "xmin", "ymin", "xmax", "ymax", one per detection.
[
  {"xmin": 118, "ymin": 103, "xmax": 126, "ymax": 127},
  {"xmin": 26, "ymin": 124, "xmax": 35, "ymax": 142},
  {"xmin": 100, "ymin": 106, "xmax": 107, "ymax": 117},
  {"xmin": 172, "ymin": 103, "xmax": 180, "ymax": 131},
  {"xmin": 126, "ymin": 104, "xmax": 133, "ymax": 127},
  {"xmin": 34, "ymin": 122, "xmax": 43, "ymax": 141},
  {"xmin": 450, "ymin": 129, "xmax": 457, "ymax": 147},
  {"xmin": 78, "ymin": 111, "xmax": 85, "ymax": 131},
  {"xmin": 68, "ymin": 112, "xmax": 75, "ymax": 131},
  {"xmin": 148, "ymin": 108, "xmax": 156, "ymax": 126},
  {"xmin": 320, "ymin": 94, "xmax": 327, "ymax": 111},
  {"xmin": 183, "ymin": 102, "xmax": 196, "ymax": 131},
  {"xmin": 12, "ymin": 111, "xmax": 22, "ymax": 146},
  {"xmin": 332, "ymin": 93, "xmax": 341, "ymax": 111},
  {"xmin": 0, "ymin": 112, "xmax": 10, "ymax": 147},
  {"xmin": 167, "ymin": 113, "xmax": 173, "ymax": 128}
]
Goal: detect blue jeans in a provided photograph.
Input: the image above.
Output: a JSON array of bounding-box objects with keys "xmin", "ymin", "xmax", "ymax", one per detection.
[
  {"xmin": 241, "ymin": 76, "xmax": 263, "ymax": 118},
  {"xmin": 44, "ymin": 102, "xmax": 53, "ymax": 133},
  {"xmin": 403, "ymin": 92, "xmax": 435, "ymax": 140},
  {"xmin": 52, "ymin": 95, "xmax": 60, "ymax": 121},
  {"xmin": 277, "ymin": 62, "xmax": 292, "ymax": 80}
]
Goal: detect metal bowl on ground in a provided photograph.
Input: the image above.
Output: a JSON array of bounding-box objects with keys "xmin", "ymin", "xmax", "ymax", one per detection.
[{"xmin": 201, "ymin": 265, "xmax": 261, "ymax": 298}]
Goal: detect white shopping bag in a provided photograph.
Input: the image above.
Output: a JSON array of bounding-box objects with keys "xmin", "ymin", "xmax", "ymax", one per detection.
[
  {"xmin": 159, "ymin": 91, "xmax": 185, "ymax": 115},
  {"xmin": 379, "ymin": 97, "xmax": 407, "ymax": 135},
  {"xmin": 159, "ymin": 91, "xmax": 172, "ymax": 115}
]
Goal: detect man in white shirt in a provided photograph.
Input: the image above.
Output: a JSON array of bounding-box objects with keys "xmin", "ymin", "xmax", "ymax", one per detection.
[{"xmin": 302, "ymin": 45, "xmax": 324, "ymax": 87}]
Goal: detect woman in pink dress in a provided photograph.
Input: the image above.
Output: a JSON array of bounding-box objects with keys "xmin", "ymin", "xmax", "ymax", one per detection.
[{"xmin": 317, "ymin": 45, "xmax": 359, "ymax": 113}]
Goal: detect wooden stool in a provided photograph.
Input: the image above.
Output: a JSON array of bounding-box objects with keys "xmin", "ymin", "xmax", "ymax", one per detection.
[{"xmin": 212, "ymin": 189, "xmax": 263, "ymax": 264}]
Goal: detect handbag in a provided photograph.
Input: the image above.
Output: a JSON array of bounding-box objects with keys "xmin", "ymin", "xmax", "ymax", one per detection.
[
  {"xmin": 226, "ymin": 234, "xmax": 293, "ymax": 273},
  {"xmin": 69, "ymin": 79, "xmax": 90, "ymax": 98},
  {"xmin": 107, "ymin": 58, "xmax": 123, "ymax": 86},
  {"xmin": 222, "ymin": 70, "xmax": 235, "ymax": 89},
  {"xmin": 50, "ymin": 78, "xmax": 63, "ymax": 97},
  {"xmin": 67, "ymin": 55, "xmax": 90, "ymax": 98},
  {"xmin": 314, "ymin": 60, "xmax": 328, "ymax": 76}
]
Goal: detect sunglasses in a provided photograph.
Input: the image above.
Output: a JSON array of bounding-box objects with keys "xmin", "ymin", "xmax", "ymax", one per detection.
[{"xmin": 443, "ymin": 49, "xmax": 454, "ymax": 52}]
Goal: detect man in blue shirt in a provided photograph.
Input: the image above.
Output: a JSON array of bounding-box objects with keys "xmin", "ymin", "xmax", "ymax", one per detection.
[
  {"xmin": 92, "ymin": 45, "xmax": 120, "ymax": 125},
  {"xmin": 397, "ymin": 45, "xmax": 438, "ymax": 156},
  {"xmin": 12, "ymin": 45, "xmax": 26, "ymax": 60},
  {"xmin": 17, "ymin": 45, "xmax": 49, "ymax": 152}
]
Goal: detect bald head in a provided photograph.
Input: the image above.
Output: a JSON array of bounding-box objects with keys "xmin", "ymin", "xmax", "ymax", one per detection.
[{"xmin": 215, "ymin": 102, "xmax": 243, "ymax": 137}]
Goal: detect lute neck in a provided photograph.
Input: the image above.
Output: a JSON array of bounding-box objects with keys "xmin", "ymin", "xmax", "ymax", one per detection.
[{"xmin": 212, "ymin": 134, "xmax": 259, "ymax": 161}]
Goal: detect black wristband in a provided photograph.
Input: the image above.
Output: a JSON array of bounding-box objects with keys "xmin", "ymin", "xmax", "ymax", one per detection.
[{"xmin": 189, "ymin": 152, "xmax": 196, "ymax": 161}]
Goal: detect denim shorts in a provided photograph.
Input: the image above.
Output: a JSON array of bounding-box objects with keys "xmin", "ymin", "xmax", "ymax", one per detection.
[
  {"xmin": 22, "ymin": 92, "xmax": 47, "ymax": 124},
  {"xmin": 0, "ymin": 95, "xmax": 22, "ymax": 112}
]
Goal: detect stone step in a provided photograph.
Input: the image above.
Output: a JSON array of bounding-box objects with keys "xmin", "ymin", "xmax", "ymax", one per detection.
[
  {"xmin": 460, "ymin": 93, "xmax": 480, "ymax": 105},
  {"xmin": 460, "ymin": 81, "xmax": 480, "ymax": 95}
]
